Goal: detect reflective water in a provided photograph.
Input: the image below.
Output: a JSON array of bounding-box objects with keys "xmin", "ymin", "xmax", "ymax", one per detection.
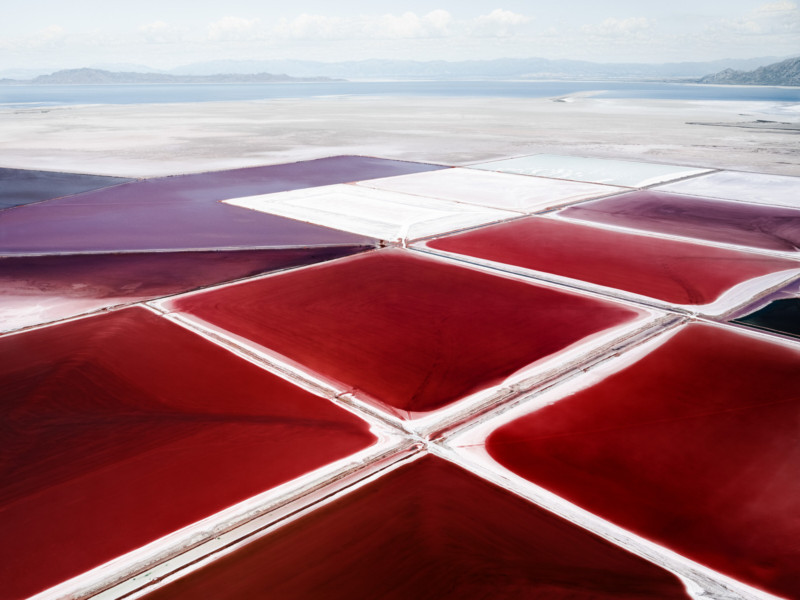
[{"xmin": 2, "ymin": 80, "xmax": 799, "ymax": 107}]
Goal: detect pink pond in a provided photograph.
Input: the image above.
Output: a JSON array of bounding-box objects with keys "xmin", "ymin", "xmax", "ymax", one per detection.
[
  {"xmin": 0, "ymin": 307, "xmax": 376, "ymax": 600},
  {"xmin": 0, "ymin": 246, "xmax": 369, "ymax": 331},
  {"xmin": 560, "ymin": 189, "xmax": 800, "ymax": 252},
  {"xmin": 166, "ymin": 249, "xmax": 645, "ymax": 418},
  {"xmin": 144, "ymin": 456, "xmax": 692, "ymax": 600},
  {"xmin": 426, "ymin": 217, "xmax": 797, "ymax": 306},
  {"xmin": 487, "ymin": 323, "xmax": 800, "ymax": 599}
]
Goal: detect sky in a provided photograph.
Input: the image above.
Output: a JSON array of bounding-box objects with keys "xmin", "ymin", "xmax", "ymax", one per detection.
[{"xmin": 1, "ymin": 1, "xmax": 798, "ymax": 70}]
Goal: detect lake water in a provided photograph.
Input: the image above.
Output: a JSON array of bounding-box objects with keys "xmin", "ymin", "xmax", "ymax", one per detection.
[{"xmin": 1, "ymin": 80, "xmax": 798, "ymax": 108}]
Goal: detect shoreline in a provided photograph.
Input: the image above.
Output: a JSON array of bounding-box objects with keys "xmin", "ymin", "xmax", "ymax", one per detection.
[{"xmin": 0, "ymin": 95, "xmax": 797, "ymax": 178}]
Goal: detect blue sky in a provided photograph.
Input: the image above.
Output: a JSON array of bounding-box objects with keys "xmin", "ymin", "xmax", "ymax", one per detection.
[{"xmin": 2, "ymin": 1, "xmax": 798, "ymax": 69}]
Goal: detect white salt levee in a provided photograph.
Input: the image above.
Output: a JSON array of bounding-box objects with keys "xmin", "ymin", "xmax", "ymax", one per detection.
[
  {"xmin": 470, "ymin": 154, "xmax": 711, "ymax": 188},
  {"xmin": 657, "ymin": 171, "xmax": 800, "ymax": 209},
  {"xmin": 0, "ymin": 295, "xmax": 125, "ymax": 333},
  {"xmin": 354, "ymin": 168, "xmax": 624, "ymax": 213},
  {"xmin": 223, "ymin": 184, "xmax": 518, "ymax": 243}
]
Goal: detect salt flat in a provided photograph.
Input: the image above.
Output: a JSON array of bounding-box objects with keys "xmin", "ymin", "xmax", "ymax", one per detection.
[{"xmin": 0, "ymin": 95, "xmax": 797, "ymax": 177}]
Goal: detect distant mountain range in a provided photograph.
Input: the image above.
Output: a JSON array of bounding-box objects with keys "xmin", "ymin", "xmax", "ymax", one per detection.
[
  {"xmin": 699, "ymin": 57, "xmax": 800, "ymax": 86},
  {"xmin": 166, "ymin": 56, "xmax": 785, "ymax": 80},
  {"xmin": 0, "ymin": 68, "xmax": 341, "ymax": 85},
  {"xmin": 1, "ymin": 56, "xmax": 797, "ymax": 85}
]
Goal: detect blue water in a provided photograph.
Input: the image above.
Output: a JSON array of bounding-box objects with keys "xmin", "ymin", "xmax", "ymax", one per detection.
[{"xmin": 1, "ymin": 80, "xmax": 798, "ymax": 107}]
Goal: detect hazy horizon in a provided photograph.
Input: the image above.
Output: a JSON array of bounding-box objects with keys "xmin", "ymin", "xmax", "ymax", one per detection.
[{"xmin": 2, "ymin": 1, "xmax": 798, "ymax": 71}]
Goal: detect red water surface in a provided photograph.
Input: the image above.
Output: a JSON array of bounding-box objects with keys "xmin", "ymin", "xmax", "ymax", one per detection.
[
  {"xmin": 0, "ymin": 307, "xmax": 375, "ymax": 600},
  {"xmin": 560, "ymin": 190, "xmax": 800, "ymax": 252},
  {"xmin": 0, "ymin": 246, "xmax": 369, "ymax": 329},
  {"xmin": 0, "ymin": 156, "xmax": 442, "ymax": 254},
  {"xmin": 168, "ymin": 249, "xmax": 643, "ymax": 418},
  {"xmin": 427, "ymin": 217, "xmax": 798, "ymax": 305},
  {"xmin": 145, "ymin": 456, "xmax": 691, "ymax": 600},
  {"xmin": 487, "ymin": 323, "xmax": 800, "ymax": 599}
]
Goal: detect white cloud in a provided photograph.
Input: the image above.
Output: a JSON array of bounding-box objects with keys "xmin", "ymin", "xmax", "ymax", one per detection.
[
  {"xmin": 757, "ymin": 1, "xmax": 797, "ymax": 14},
  {"xmin": 26, "ymin": 25, "xmax": 67, "ymax": 47},
  {"xmin": 273, "ymin": 14, "xmax": 348, "ymax": 39},
  {"xmin": 273, "ymin": 10, "xmax": 453, "ymax": 40},
  {"xmin": 582, "ymin": 17, "xmax": 651, "ymax": 36},
  {"xmin": 757, "ymin": 0, "xmax": 800, "ymax": 30},
  {"xmin": 271, "ymin": 9, "xmax": 536, "ymax": 41},
  {"xmin": 371, "ymin": 11, "xmax": 451, "ymax": 38},
  {"xmin": 4, "ymin": 5, "xmax": 797, "ymax": 70},
  {"xmin": 38, "ymin": 25, "xmax": 66, "ymax": 40},
  {"xmin": 139, "ymin": 21, "xmax": 184, "ymax": 44},
  {"xmin": 207, "ymin": 16, "xmax": 261, "ymax": 41},
  {"xmin": 470, "ymin": 9, "xmax": 531, "ymax": 37},
  {"xmin": 720, "ymin": 18, "xmax": 764, "ymax": 34},
  {"xmin": 424, "ymin": 9, "xmax": 453, "ymax": 32},
  {"xmin": 711, "ymin": 1, "xmax": 798, "ymax": 36}
]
